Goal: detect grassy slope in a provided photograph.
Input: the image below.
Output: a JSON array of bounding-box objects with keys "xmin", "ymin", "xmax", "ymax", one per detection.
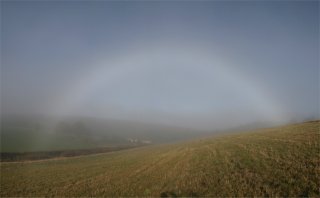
[{"xmin": 1, "ymin": 121, "xmax": 319, "ymax": 197}]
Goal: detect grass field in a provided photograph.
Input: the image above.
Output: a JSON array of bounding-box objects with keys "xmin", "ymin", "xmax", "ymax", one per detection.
[{"xmin": 1, "ymin": 121, "xmax": 319, "ymax": 197}]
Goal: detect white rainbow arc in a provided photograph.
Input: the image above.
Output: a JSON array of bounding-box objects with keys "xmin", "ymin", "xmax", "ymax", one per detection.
[{"xmin": 50, "ymin": 45, "xmax": 288, "ymax": 125}]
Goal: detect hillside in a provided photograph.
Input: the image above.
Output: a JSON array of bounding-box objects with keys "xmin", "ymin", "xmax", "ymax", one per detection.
[
  {"xmin": 1, "ymin": 115, "xmax": 206, "ymax": 152},
  {"xmin": 0, "ymin": 121, "xmax": 319, "ymax": 197}
]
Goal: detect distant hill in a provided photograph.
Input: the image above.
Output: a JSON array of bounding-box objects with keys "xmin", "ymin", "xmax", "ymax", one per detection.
[{"xmin": 0, "ymin": 115, "xmax": 208, "ymax": 152}]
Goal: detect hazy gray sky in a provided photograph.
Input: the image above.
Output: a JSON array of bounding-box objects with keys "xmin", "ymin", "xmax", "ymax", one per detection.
[{"xmin": 1, "ymin": 1, "xmax": 319, "ymax": 129}]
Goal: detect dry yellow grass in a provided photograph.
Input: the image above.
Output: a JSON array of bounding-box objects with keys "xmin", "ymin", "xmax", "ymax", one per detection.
[{"xmin": 1, "ymin": 121, "xmax": 319, "ymax": 197}]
